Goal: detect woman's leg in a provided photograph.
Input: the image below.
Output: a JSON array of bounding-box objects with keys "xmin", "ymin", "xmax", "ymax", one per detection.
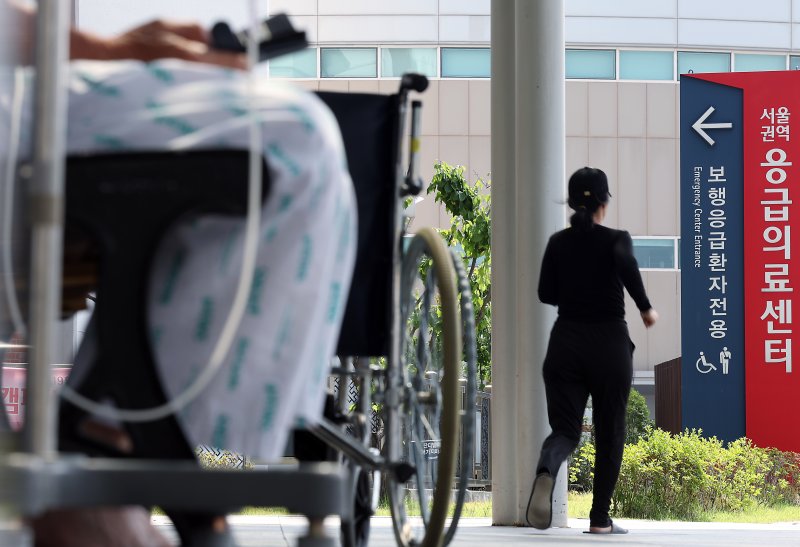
[
  {"xmin": 536, "ymin": 322, "xmax": 590, "ymax": 476},
  {"xmin": 587, "ymin": 323, "xmax": 633, "ymax": 528}
]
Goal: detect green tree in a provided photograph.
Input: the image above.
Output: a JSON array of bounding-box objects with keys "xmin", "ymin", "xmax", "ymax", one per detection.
[
  {"xmin": 426, "ymin": 161, "xmax": 492, "ymax": 388},
  {"xmin": 625, "ymin": 388, "xmax": 654, "ymax": 444}
]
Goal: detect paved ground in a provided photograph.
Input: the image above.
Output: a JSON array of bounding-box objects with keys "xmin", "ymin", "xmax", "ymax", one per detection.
[{"xmin": 153, "ymin": 515, "xmax": 800, "ymax": 547}]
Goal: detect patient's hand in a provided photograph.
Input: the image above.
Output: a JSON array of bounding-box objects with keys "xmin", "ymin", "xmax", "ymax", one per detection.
[{"xmin": 71, "ymin": 19, "xmax": 247, "ymax": 70}]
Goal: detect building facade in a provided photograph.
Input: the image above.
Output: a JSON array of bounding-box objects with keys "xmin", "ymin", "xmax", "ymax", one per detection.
[
  {"xmin": 74, "ymin": 0, "xmax": 800, "ymax": 411},
  {"xmin": 254, "ymin": 0, "xmax": 800, "ymax": 411}
]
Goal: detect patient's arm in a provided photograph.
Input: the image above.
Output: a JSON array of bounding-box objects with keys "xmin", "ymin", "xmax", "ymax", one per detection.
[
  {"xmin": 71, "ymin": 19, "xmax": 247, "ymax": 69},
  {"xmin": 7, "ymin": 1, "xmax": 245, "ymax": 69}
]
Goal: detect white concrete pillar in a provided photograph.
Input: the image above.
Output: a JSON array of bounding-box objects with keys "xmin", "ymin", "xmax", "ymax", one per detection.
[
  {"xmin": 491, "ymin": 0, "xmax": 567, "ymax": 526},
  {"xmin": 489, "ymin": 0, "xmax": 518, "ymax": 525}
]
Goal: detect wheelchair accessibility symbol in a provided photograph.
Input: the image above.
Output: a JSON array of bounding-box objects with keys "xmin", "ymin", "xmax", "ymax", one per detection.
[
  {"xmin": 696, "ymin": 352, "xmax": 717, "ymax": 373},
  {"xmin": 696, "ymin": 348, "xmax": 731, "ymax": 374}
]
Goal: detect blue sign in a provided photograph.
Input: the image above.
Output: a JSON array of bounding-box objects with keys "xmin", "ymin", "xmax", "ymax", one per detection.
[{"xmin": 679, "ymin": 76, "xmax": 745, "ymax": 442}]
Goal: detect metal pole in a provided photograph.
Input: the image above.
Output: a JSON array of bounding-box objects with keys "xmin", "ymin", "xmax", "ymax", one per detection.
[
  {"xmin": 489, "ymin": 0, "xmax": 519, "ymax": 526},
  {"xmin": 515, "ymin": 0, "xmax": 567, "ymax": 527},
  {"xmin": 23, "ymin": 0, "xmax": 70, "ymax": 457}
]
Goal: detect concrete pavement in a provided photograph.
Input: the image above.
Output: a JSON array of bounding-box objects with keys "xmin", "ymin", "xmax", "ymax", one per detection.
[{"xmin": 153, "ymin": 515, "xmax": 800, "ymax": 546}]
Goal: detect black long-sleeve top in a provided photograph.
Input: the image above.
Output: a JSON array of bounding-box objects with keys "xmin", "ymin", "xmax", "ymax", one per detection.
[{"xmin": 538, "ymin": 225, "xmax": 652, "ymax": 323}]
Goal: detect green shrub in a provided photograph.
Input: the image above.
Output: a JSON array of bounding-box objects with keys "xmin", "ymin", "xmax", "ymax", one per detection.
[
  {"xmin": 568, "ymin": 439, "xmax": 595, "ymax": 492},
  {"xmin": 613, "ymin": 430, "xmax": 800, "ymax": 520},
  {"xmin": 569, "ymin": 427, "xmax": 800, "ymax": 520},
  {"xmin": 625, "ymin": 389, "xmax": 653, "ymax": 444}
]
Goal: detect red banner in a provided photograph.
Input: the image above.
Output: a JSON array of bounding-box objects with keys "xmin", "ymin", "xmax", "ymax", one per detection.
[
  {"xmin": 695, "ymin": 71, "xmax": 800, "ymax": 452},
  {"xmin": 1, "ymin": 366, "xmax": 72, "ymax": 431}
]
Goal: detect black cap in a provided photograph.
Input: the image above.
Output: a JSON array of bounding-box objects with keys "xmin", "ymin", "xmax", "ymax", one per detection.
[{"xmin": 568, "ymin": 167, "xmax": 611, "ymax": 207}]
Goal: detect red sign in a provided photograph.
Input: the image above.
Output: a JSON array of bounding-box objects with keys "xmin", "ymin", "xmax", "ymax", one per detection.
[
  {"xmin": 693, "ymin": 71, "xmax": 800, "ymax": 452},
  {"xmin": 1, "ymin": 366, "xmax": 72, "ymax": 431}
]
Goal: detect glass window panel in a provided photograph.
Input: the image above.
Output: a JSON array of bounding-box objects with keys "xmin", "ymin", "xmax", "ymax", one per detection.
[
  {"xmin": 633, "ymin": 238, "xmax": 675, "ymax": 269},
  {"xmin": 381, "ymin": 48, "xmax": 437, "ymax": 77},
  {"xmin": 619, "ymin": 50, "xmax": 674, "ymax": 80},
  {"xmin": 677, "ymin": 52, "xmax": 730, "ymax": 77},
  {"xmin": 566, "ymin": 49, "xmax": 615, "ymax": 79},
  {"xmin": 441, "ymin": 48, "xmax": 491, "ymax": 78},
  {"xmin": 268, "ymin": 48, "xmax": 317, "ymax": 78},
  {"xmin": 791, "ymin": 56, "xmax": 800, "ymax": 71},
  {"xmin": 734, "ymin": 53, "xmax": 786, "ymax": 72},
  {"xmin": 320, "ymin": 48, "xmax": 377, "ymax": 78}
]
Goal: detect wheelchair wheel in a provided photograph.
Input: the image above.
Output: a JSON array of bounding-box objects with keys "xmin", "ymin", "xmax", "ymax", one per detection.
[
  {"xmin": 388, "ymin": 227, "xmax": 461, "ymax": 547},
  {"xmin": 341, "ymin": 465, "xmax": 373, "ymax": 547},
  {"xmin": 442, "ymin": 248, "xmax": 478, "ymax": 547}
]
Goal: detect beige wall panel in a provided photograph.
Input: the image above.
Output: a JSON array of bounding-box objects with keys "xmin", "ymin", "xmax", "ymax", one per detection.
[
  {"xmin": 618, "ymin": 83, "xmax": 647, "ymax": 138},
  {"xmin": 647, "ymin": 138, "xmax": 678, "ymax": 235},
  {"xmin": 566, "ymin": 136, "xmax": 589, "ymax": 175},
  {"xmin": 626, "ymin": 285, "xmax": 649, "ymax": 371},
  {"xmin": 439, "ymin": 80, "xmax": 470, "ymax": 135},
  {"xmin": 379, "ymin": 80, "xmax": 399, "ymax": 94},
  {"xmin": 675, "ymin": 83, "xmax": 681, "ymax": 138},
  {"xmin": 566, "ymin": 137, "xmax": 590, "ymax": 228},
  {"xmin": 419, "ymin": 135, "xmax": 440, "ymax": 194},
  {"xmin": 417, "ymin": 79, "xmax": 439, "ymax": 136},
  {"xmin": 588, "ymin": 138, "xmax": 619, "ymax": 230},
  {"xmin": 647, "ymin": 83, "xmax": 677, "ymax": 139},
  {"xmin": 468, "ymin": 136, "xmax": 491, "ymax": 184},
  {"xmin": 617, "ymin": 138, "xmax": 648, "ymax": 235},
  {"xmin": 318, "ymin": 80, "xmax": 350, "ymax": 92},
  {"xmin": 407, "ymin": 134, "xmax": 442, "ymax": 231},
  {"xmin": 646, "ymin": 272, "xmax": 681, "ymax": 366},
  {"xmin": 291, "ymin": 80, "xmax": 320, "ymax": 92},
  {"xmin": 587, "ymin": 82, "xmax": 618, "ymax": 137},
  {"xmin": 348, "ymin": 80, "xmax": 380, "ymax": 93},
  {"xmin": 566, "ymin": 81, "xmax": 588, "ymax": 136},
  {"xmin": 469, "ymin": 80, "xmax": 491, "ymax": 136},
  {"xmin": 438, "ymin": 136, "xmax": 470, "ymax": 168},
  {"xmin": 408, "ymin": 190, "xmax": 444, "ymax": 231}
]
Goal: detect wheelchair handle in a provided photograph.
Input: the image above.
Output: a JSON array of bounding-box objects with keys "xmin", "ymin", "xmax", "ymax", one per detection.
[
  {"xmin": 403, "ymin": 100, "xmax": 424, "ymax": 197},
  {"xmin": 400, "ymin": 73, "xmax": 429, "ymax": 94}
]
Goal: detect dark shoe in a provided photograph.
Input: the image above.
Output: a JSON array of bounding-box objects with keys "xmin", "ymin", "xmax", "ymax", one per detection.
[
  {"xmin": 584, "ymin": 521, "xmax": 629, "ymax": 534},
  {"xmin": 525, "ymin": 472, "xmax": 555, "ymax": 529}
]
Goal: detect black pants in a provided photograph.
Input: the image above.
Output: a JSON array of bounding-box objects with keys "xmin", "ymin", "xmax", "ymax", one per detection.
[{"xmin": 535, "ymin": 319, "xmax": 633, "ymax": 528}]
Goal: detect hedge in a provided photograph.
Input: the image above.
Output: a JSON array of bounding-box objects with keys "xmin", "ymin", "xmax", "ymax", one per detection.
[{"xmin": 569, "ymin": 428, "xmax": 800, "ymax": 521}]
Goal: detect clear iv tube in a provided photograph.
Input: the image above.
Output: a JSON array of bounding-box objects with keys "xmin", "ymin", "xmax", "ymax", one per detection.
[{"xmin": 61, "ymin": 1, "xmax": 264, "ymax": 422}]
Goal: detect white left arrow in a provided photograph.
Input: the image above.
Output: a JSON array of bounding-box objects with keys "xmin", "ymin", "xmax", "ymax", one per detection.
[{"xmin": 692, "ymin": 106, "xmax": 733, "ymax": 146}]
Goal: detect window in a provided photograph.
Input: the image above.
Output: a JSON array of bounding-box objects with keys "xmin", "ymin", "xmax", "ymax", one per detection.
[
  {"xmin": 441, "ymin": 48, "xmax": 491, "ymax": 78},
  {"xmin": 791, "ymin": 56, "xmax": 800, "ymax": 71},
  {"xmin": 566, "ymin": 49, "xmax": 615, "ymax": 79},
  {"xmin": 677, "ymin": 52, "xmax": 730, "ymax": 77},
  {"xmin": 619, "ymin": 50, "xmax": 673, "ymax": 81},
  {"xmin": 268, "ymin": 48, "xmax": 317, "ymax": 78},
  {"xmin": 734, "ymin": 53, "xmax": 786, "ymax": 72},
  {"xmin": 381, "ymin": 48, "xmax": 437, "ymax": 77},
  {"xmin": 320, "ymin": 48, "xmax": 377, "ymax": 78},
  {"xmin": 633, "ymin": 238, "xmax": 676, "ymax": 269}
]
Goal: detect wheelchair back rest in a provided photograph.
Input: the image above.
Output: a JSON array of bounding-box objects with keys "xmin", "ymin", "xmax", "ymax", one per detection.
[{"xmin": 315, "ymin": 92, "xmax": 400, "ymax": 358}]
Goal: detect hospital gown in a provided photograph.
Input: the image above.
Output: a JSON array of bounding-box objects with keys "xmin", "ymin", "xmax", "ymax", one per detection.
[{"xmin": 26, "ymin": 60, "xmax": 356, "ymax": 460}]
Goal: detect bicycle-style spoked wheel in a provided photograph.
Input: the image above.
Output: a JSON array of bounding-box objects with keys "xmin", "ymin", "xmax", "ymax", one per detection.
[
  {"xmin": 442, "ymin": 248, "xmax": 478, "ymax": 547},
  {"xmin": 388, "ymin": 227, "xmax": 461, "ymax": 547}
]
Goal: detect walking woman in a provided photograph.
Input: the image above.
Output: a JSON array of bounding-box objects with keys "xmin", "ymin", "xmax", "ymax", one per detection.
[{"xmin": 526, "ymin": 167, "xmax": 658, "ymax": 534}]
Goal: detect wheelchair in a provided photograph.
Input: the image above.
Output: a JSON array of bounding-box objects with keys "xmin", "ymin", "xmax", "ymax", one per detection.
[
  {"xmin": 306, "ymin": 78, "xmax": 479, "ymax": 547},
  {"xmin": 3, "ymin": 72, "xmax": 477, "ymax": 547}
]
